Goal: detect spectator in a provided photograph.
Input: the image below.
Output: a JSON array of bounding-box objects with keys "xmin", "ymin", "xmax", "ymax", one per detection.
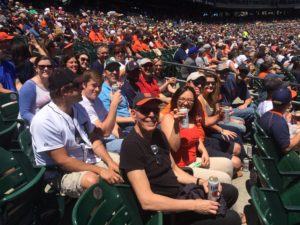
[
  {"xmin": 173, "ymin": 41, "xmax": 188, "ymax": 64},
  {"xmin": 91, "ymin": 45, "xmax": 108, "ymax": 76},
  {"xmin": 19, "ymin": 56, "xmax": 52, "ymax": 125},
  {"xmin": 136, "ymin": 58, "xmax": 160, "ymax": 97},
  {"xmin": 120, "ymin": 93, "xmax": 240, "ymax": 225},
  {"xmin": 99, "ymin": 61, "xmax": 134, "ymax": 135},
  {"xmin": 181, "ymin": 46, "xmax": 198, "ymax": 79},
  {"xmin": 0, "ymin": 32, "xmax": 21, "ymax": 93},
  {"xmin": 31, "ymin": 68, "xmax": 123, "ymax": 198},
  {"xmin": 121, "ymin": 60, "xmax": 141, "ymax": 108},
  {"xmin": 259, "ymin": 86, "xmax": 300, "ymax": 155},
  {"xmin": 61, "ymin": 54, "xmax": 79, "ymax": 74},
  {"xmin": 161, "ymin": 86, "xmax": 234, "ymax": 183},
  {"xmin": 76, "ymin": 52, "xmax": 90, "ymax": 74}
]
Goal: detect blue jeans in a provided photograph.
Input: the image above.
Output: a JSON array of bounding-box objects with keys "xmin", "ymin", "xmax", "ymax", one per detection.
[
  {"xmin": 232, "ymin": 105, "xmax": 255, "ymax": 122},
  {"xmin": 103, "ymin": 135, "xmax": 123, "ymax": 153}
]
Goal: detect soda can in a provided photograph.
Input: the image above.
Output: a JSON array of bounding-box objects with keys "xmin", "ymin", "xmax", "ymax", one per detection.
[
  {"xmin": 243, "ymin": 158, "xmax": 249, "ymax": 172},
  {"xmin": 111, "ymin": 84, "xmax": 119, "ymax": 93},
  {"xmin": 179, "ymin": 107, "xmax": 189, "ymax": 128},
  {"xmin": 223, "ymin": 106, "xmax": 231, "ymax": 123},
  {"xmin": 246, "ymin": 144, "xmax": 252, "ymax": 158},
  {"xmin": 208, "ymin": 176, "xmax": 219, "ymax": 201}
]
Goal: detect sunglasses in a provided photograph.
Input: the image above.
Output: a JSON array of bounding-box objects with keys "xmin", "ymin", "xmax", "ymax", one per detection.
[
  {"xmin": 192, "ymin": 78, "xmax": 206, "ymax": 87},
  {"xmin": 151, "ymin": 145, "xmax": 161, "ymax": 165},
  {"xmin": 38, "ymin": 65, "xmax": 53, "ymax": 70},
  {"xmin": 206, "ymin": 81, "xmax": 216, "ymax": 86},
  {"xmin": 136, "ymin": 107, "xmax": 160, "ymax": 116},
  {"xmin": 80, "ymin": 57, "xmax": 89, "ymax": 62}
]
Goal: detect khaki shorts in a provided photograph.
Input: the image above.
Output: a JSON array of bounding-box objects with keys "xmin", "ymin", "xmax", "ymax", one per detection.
[{"xmin": 60, "ymin": 152, "xmax": 120, "ymax": 198}]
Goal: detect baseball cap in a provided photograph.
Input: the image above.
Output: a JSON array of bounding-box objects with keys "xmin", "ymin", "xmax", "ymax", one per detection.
[
  {"xmin": 132, "ymin": 93, "xmax": 162, "ymax": 109},
  {"xmin": 238, "ymin": 63, "xmax": 250, "ymax": 77},
  {"xmin": 138, "ymin": 58, "xmax": 153, "ymax": 66},
  {"xmin": 0, "ymin": 32, "xmax": 14, "ymax": 41},
  {"xmin": 126, "ymin": 61, "xmax": 140, "ymax": 72},
  {"xmin": 105, "ymin": 61, "xmax": 121, "ymax": 72},
  {"xmin": 186, "ymin": 71, "xmax": 205, "ymax": 82},
  {"xmin": 272, "ymin": 86, "xmax": 292, "ymax": 105},
  {"xmin": 188, "ymin": 47, "xmax": 198, "ymax": 55},
  {"xmin": 203, "ymin": 44, "xmax": 211, "ymax": 49},
  {"xmin": 48, "ymin": 68, "xmax": 83, "ymax": 91}
]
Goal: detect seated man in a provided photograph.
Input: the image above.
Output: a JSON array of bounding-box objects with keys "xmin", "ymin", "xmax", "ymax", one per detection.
[
  {"xmin": 31, "ymin": 68, "xmax": 123, "ymax": 198},
  {"xmin": 121, "ymin": 60, "xmax": 141, "ymax": 108},
  {"xmin": 99, "ymin": 61, "xmax": 134, "ymax": 135},
  {"xmin": 120, "ymin": 93, "xmax": 240, "ymax": 225},
  {"xmin": 259, "ymin": 86, "xmax": 300, "ymax": 155},
  {"xmin": 80, "ymin": 69, "xmax": 124, "ymax": 153}
]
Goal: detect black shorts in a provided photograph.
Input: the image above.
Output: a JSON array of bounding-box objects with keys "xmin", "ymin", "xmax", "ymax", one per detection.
[{"xmin": 204, "ymin": 137, "xmax": 234, "ymax": 159}]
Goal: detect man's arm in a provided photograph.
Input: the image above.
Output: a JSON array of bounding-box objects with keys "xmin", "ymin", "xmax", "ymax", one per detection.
[
  {"xmin": 127, "ymin": 169, "xmax": 219, "ymax": 214},
  {"xmin": 0, "ymin": 83, "xmax": 12, "ymax": 93},
  {"xmin": 95, "ymin": 91, "xmax": 122, "ymax": 136},
  {"xmin": 286, "ymin": 132, "xmax": 300, "ymax": 152}
]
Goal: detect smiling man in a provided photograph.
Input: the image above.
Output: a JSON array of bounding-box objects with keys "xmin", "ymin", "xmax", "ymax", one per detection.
[{"xmin": 119, "ymin": 93, "xmax": 240, "ymax": 225}]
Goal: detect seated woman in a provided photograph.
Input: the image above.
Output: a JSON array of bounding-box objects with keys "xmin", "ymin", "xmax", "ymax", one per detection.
[
  {"xmin": 120, "ymin": 93, "xmax": 240, "ymax": 225},
  {"xmin": 161, "ymin": 86, "xmax": 240, "ymax": 183},
  {"xmin": 199, "ymin": 74, "xmax": 247, "ymax": 162},
  {"xmin": 76, "ymin": 51, "xmax": 90, "ymax": 74},
  {"xmin": 19, "ymin": 56, "xmax": 53, "ymax": 125},
  {"xmin": 61, "ymin": 54, "xmax": 79, "ymax": 74}
]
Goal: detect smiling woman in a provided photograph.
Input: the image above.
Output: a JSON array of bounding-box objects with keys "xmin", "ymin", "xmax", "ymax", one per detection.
[{"xmin": 19, "ymin": 56, "xmax": 53, "ymax": 125}]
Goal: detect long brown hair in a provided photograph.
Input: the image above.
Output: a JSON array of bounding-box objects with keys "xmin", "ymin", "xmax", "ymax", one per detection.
[{"xmin": 203, "ymin": 73, "xmax": 220, "ymax": 109}]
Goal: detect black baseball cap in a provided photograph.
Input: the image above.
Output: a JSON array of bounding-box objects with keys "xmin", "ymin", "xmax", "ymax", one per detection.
[
  {"xmin": 49, "ymin": 68, "xmax": 83, "ymax": 91},
  {"xmin": 132, "ymin": 93, "xmax": 162, "ymax": 109},
  {"xmin": 126, "ymin": 61, "xmax": 140, "ymax": 72},
  {"xmin": 105, "ymin": 61, "xmax": 121, "ymax": 72}
]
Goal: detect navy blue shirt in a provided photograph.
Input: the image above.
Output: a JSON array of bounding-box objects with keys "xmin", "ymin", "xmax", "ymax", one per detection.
[
  {"xmin": 173, "ymin": 48, "xmax": 187, "ymax": 64},
  {"xmin": 221, "ymin": 73, "xmax": 250, "ymax": 105},
  {"xmin": 121, "ymin": 79, "xmax": 140, "ymax": 108},
  {"xmin": 0, "ymin": 60, "xmax": 17, "ymax": 92},
  {"xmin": 91, "ymin": 60, "xmax": 104, "ymax": 76},
  {"xmin": 259, "ymin": 111, "xmax": 290, "ymax": 152}
]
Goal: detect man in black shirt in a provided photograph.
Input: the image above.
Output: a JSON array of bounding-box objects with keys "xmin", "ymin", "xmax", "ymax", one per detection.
[{"xmin": 120, "ymin": 93, "xmax": 240, "ymax": 225}]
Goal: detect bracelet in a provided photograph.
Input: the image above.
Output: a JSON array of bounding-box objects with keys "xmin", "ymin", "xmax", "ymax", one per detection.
[{"xmin": 196, "ymin": 178, "xmax": 201, "ymax": 186}]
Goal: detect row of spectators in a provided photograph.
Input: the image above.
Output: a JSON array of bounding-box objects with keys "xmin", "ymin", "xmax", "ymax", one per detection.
[{"xmin": 1, "ymin": 1, "xmax": 300, "ymax": 224}]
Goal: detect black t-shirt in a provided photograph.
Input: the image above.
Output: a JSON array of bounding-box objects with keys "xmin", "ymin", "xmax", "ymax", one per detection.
[{"xmin": 120, "ymin": 128, "xmax": 181, "ymax": 198}]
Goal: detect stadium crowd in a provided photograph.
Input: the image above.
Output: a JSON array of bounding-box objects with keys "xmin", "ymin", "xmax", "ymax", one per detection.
[{"xmin": 1, "ymin": 0, "xmax": 300, "ymax": 224}]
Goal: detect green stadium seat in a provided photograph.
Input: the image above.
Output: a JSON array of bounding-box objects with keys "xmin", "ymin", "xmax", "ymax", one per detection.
[{"xmin": 72, "ymin": 180, "xmax": 163, "ymax": 225}]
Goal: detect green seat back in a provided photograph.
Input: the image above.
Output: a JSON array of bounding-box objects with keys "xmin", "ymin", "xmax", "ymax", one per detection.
[
  {"xmin": 115, "ymin": 184, "xmax": 162, "ymax": 225},
  {"xmin": 0, "ymin": 147, "xmax": 45, "ymax": 225},
  {"xmin": 253, "ymin": 119, "xmax": 268, "ymax": 137},
  {"xmin": 277, "ymin": 151, "xmax": 300, "ymax": 172},
  {"xmin": 0, "ymin": 92, "xmax": 19, "ymax": 121},
  {"xmin": 254, "ymin": 133, "xmax": 280, "ymax": 161},
  {"xmin": 250, "ymin": 186, "xmax": 288, "ymax": 225},
  {"xmin": 72, "ymin": 181, "xmax": 162, "ymax": 225},
  {"xmin": 18, "ymin": 128, "xmax": 35, "ymax": 164},
  {"xmin": 252, "ymin": 155, "xmax": 284, "ymax": 191}
]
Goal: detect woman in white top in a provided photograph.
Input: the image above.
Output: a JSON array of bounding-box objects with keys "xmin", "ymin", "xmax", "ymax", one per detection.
[{"xmin": 19, "ymin": 56, "xmax": 53, "ymax": 125}]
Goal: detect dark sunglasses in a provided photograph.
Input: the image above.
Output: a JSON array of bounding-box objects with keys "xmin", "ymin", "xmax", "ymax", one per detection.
[
  {"xmin": 151, "ymin": 145, "xmax": 161, "ymax": 165},
  {"xmin": 192, "ymin": 78, "xmax": 206, "ymax": 87},
  {"xmin": 80, "ymin": 57, "xmax": 89, "ymax": 62},
  {"xmin": 136, "ymin": 107, "xmax": 160, "ymax": 116},
  {"xmin": 38, "ymin": 65, "xmax": 53, "ymax": 70},
  {"xmin": 206, "ymin": 81, "xmax": 216, "ymax": 86}
]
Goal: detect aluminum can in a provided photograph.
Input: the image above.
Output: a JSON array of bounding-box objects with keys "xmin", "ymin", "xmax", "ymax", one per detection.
[
  {"xmin": 179, "ymin": 107, "xmax": 189, "ymax": 128},
  {"xmin": 243, "ymin": 158, "xmax": 249, "ymax": 172},
  {"xmin": 246, "ymin": 144, "xmax": 252, "ymax": 158},
  {"xmin": 111, "ymin": 84, "xmax": 119, "ymax": 93},
  {"xmin": 208, "ymin": 176, "xmax": 219, "ymax": 201},
  {"xmin": 223, "ymin": 106, "xmax": 231, "ymax": 123}
]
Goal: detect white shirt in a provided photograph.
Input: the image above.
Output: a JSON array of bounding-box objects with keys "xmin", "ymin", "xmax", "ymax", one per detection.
[
  {"xmin": 31, "ymin": 101, "xmax": 100, "ymax": 166},
  {"xmin": 79, "ymin": 95, "xmax": 108, "ymax": 124}
]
